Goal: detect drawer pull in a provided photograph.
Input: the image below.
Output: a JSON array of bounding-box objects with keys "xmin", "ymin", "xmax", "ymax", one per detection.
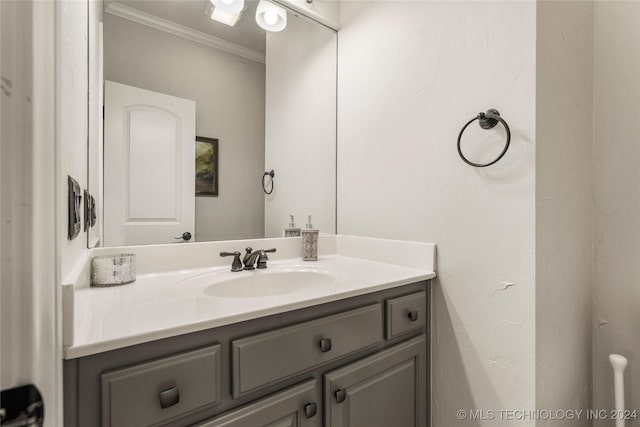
[
  {"xmin": 407, "ymin": 310, "xmax": 419, "ymax": 322},
  {"xmin": 319, "ymin": 338, "xmax": 332, "ymax": 352},
  {"xmin": 335, "ymin": 389, "xmax": 346, "ymax": 403},
  {"xmin": 159, "ymin": 386, "xmax": 180, "ymax": 409},
  {"xmin": 304, "ymin": 402, "xmax": 317, "ymax": 418}
]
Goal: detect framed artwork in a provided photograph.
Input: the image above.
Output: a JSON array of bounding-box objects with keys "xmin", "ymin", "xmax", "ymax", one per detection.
[{"xmin": 195, "ymin": 136, "xmax": 219, "ymax": 196}]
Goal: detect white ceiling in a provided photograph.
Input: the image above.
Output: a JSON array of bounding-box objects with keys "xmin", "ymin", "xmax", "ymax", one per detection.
[{"xmin": 108, "ymin": 0, "xmax": 266, "ymax": 54}]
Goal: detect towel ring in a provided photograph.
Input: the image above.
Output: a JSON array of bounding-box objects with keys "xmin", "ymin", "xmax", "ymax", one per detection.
[
  {"xmin": 457, "ymin": 109, "xmax": 511, "ymax": 168},
  {"xmin": 262, "ymin": 170, "xmax": 275, "ymax": 195}
]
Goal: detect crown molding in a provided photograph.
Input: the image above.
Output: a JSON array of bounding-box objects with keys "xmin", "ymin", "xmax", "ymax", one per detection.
[{"xmin": 105, "ymin": 2, "xmax": 265, "ymax": 64}]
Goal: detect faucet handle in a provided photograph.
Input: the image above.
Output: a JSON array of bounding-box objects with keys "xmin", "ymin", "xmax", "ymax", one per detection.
[
  {"xmin": 258, "ymin": 248, "xmax": 276, "ymax": 262},
  {"xmin": 220, "ymin": 251, "xmax": 240, "ymax": 256},
  {"xmin": 255, "ymin": 248, "xmax": 277, "ymax": 269},
  {"xmin": 220, "ymin": 251, "xmax": 243, "ymax": 272}
]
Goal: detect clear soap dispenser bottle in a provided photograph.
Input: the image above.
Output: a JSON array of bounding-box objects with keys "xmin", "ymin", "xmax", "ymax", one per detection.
[
  {"xmin": 284, "ymin": 215, "xmax": 301, "ymax": 237},
  {"xmin": 301, "ymin": 215, "xmax": 319, "ymax": 261}
]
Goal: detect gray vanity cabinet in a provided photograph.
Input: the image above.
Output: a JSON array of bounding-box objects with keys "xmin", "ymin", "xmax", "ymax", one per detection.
[
  {"xmin": 195, "ymin": 380, "xmax": 320, "ymax": 427},
  {"xmin": 63, "ymin": 282, "xmax": 430, "ymax": 427},
  {"xmin": 323, "ymin": 336, "xmax": 427, "ymax": 427}
]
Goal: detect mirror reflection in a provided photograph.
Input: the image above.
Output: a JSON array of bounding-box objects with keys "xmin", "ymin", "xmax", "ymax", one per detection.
[{"xmin": 89, "ymin": 0, "xmax": 337, "ymax": 247}]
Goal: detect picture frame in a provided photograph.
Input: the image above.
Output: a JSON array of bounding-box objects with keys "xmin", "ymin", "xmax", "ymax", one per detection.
[{"xmin": 195, "ymin": 136, "xmax": 219, "ymax": 196}]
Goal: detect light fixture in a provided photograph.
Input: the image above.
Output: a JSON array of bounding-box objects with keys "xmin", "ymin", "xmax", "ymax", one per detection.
[
  {"xmin": 211, "ymin": 0, "xmax": 244, "ymax": 14},
  {"xmin": 206, "ymin": 0, "xmax": 244, "ymax": 26},
  {"xmin": 256, "ymin": 0, "xmax": 287, "ymax": 32}
]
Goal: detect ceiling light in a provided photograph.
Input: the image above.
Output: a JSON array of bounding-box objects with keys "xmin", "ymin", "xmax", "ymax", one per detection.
[
  {"xmin": 211, "ymin": 0, "xmax": 244, "ymax": 14},
  {"xmin": 256, "ymin": 0, "xmax": 286, "ymax": 32},
  {"xmin": 205, "ymin": 2, "xmax": 242, "ymax": 26}
]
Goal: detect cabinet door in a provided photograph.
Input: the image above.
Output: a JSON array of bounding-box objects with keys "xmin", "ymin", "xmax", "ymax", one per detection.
[
  {"xmin": 324, "ymin": 336, "xmax": 427, "ymax": 427},
  {"xmin": 195, "ymin": 380, "xmax": 319, "ymax": 427}
]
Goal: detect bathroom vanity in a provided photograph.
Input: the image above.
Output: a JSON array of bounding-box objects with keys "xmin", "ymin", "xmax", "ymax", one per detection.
[
  {"xmin": 64, "ymin": 282, "xmax": 429, "ymax": 427},
  {"xmin": 62, "ymin": 236, "xmax": 435, "ymax": 426}
]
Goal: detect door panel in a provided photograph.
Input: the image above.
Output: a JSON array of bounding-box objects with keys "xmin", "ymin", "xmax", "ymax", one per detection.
[
  {"xmin": 126, "ymin": 107, "xmax": 180, "ymax": 220},
  {"xmin": 346, "ymin": 361, "xmax": 415, "ymax": 427},
  {"xmin": 104, "ymin": 81, "xmax": 195, "ymax": 245}
]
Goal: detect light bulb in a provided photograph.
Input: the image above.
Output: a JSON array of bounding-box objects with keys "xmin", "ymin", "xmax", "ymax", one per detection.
[
  {"xmin": 264, "ymin": 10, "xmax": 278, "ymax": 25},
  {"xmin": 256, "ymin": 0, "xmax": 286, "ymax": 32}
]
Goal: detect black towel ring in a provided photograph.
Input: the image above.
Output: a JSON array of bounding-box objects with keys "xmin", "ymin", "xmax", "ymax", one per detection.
[
  {"xmin": 457, "ymin": 109, "xmax": 511, "ymax": 168},
  {"xmin": 262, "ymin": 170, "xmax": 275, "ymax": 195}
]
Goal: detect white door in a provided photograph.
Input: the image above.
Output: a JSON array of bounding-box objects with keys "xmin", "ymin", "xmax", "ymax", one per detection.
[{"xmin": 104, "ymin": 81, "xmax": 196, "ymax": 246}]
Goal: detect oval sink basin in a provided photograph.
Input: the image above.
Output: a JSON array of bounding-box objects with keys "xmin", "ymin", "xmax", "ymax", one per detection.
[
  {"xmin": 203, "ymin": 271, "xmax": 334, "ymax": 298},
  {"xmin": 178, "ymin": 265, "xmax": 348, "ymax": 299}
]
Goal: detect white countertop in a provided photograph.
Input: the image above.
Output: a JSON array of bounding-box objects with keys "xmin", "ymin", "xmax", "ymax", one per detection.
[{"xmin": 65, "ymin": 255, "xmax": 435, "ymax": 359}]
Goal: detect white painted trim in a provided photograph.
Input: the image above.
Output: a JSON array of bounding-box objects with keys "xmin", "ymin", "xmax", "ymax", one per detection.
[
  {"xmin": 105, "ymin": 2, "xmax": 266, "ymax": 64},
  {"xmin": 0, "ymin": 1, "xmax": 61, "ymax": 425},
  {"xmin": 34, "ymin": 1, "xmax": 62, "ymax": 421}
]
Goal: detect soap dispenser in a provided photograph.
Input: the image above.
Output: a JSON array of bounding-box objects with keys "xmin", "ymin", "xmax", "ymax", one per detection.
[
  {"xmin": 284, "ymin": 215, "xmax": 301, "ymax": 237},
  {"xmin": 301, "ymin": 215, "xmax": 319, "ymax": 261}
]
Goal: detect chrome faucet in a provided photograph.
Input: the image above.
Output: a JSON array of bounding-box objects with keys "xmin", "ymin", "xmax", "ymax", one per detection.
[{"xmin": 242, "ymin": 247, "xmax": 277, "ymax": 270}]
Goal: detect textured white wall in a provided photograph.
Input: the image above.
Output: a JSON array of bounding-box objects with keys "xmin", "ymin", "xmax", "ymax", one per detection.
[
  {"xmin": 593, "ymin": 1, "xmax": 640, "ymax": 423},
  {"xmin": 535, "ymin": 2, "xmax": 594, "ymax": 424},
  {"xmin": 264, "ymin": 13, "xmax": 337, "ymax": 238},
  {"xmin": 337, "ymin": 2, "xmax": 536, "ymax": 425},
  {"xmin": 104, "ymin": 14, "xmax": 266, "ymax": 242}
]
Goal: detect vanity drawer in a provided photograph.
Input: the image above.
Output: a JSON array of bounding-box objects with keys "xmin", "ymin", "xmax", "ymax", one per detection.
[
  {"xmin": 232, "ymin": 304, "xmax": 382, "ymax": 397},
  {"xmin": 385, "ymin": 291, "xmax": 426, "ymax": 339},
  {"xmin": 101, "ymin": 345, "xmax": 221, "ymax": 427}
]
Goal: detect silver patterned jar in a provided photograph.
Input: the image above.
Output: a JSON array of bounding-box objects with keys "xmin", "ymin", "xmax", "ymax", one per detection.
[{"xmin": 91, "ymin": 254, "xmax": 136, "ymax": 287}]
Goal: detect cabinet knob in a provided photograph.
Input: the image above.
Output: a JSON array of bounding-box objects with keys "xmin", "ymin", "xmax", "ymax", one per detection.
[
  {"xmin": 335, "ymin": 389, "xmax": 346, "ymax": 403},
  {"xmin": 319, "ymin": 338, "xmax": 332, "ymax": 352},
  {"xmin": 408, "ymin": 310, "xmax": 419, "ymax": 321},
  {"xmin": 304, "ymin": 402, "xmax": 317, "ymax": 418},
  {"xmin": 159, "ymin": 386, "xmax": 180, "ymax": 409}
]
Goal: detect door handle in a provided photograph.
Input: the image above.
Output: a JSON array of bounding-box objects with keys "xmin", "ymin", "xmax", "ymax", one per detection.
[
  {"xmin": 408, "ymin": 310, "xmax": 419, "ymax": 321},
  {"xmin": 175, "ymin": 232, "xmax": 192, "ymax": 241},
  {"xmin": 335, "ymin": 389, "xmax": 346, "ymax": 403}
]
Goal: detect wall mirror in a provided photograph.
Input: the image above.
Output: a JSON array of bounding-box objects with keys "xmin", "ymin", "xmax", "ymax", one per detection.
[{"xmin": 87, "ymin": 0, "xmax": 337, "ymax": 247}]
